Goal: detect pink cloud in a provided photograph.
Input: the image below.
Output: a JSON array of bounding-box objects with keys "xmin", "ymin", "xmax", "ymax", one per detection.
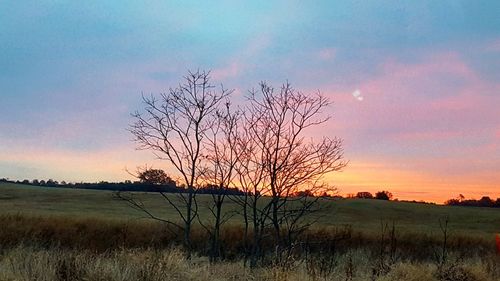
[
  {"xmin": 316, "ymin": 51, "xmax": 500, "ymax": 202},
  {"xmin": 348, "ymin": 52, "xmax": 499, "ymax": 142}
]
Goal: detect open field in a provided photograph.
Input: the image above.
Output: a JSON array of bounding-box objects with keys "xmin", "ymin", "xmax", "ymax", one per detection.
[
  {"xmin": 1, "ymin": 182, "xmax": 499, "ymax": 238},
  {"xmin": 1, "ymin": 182, "xmax": 500, "ymax": 280}
]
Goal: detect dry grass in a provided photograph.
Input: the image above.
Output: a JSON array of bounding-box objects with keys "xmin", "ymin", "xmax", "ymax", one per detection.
[
  {"xmin": 0, "ymin": 214, "xmax": 498, "ymax": 280},
  {"xmin": 0, "ymin": 214, "xmax": 495, "ymax": 255},
  {"xmin": 0, "ymin": 246, "xmax": 499, "ymax": 281}
]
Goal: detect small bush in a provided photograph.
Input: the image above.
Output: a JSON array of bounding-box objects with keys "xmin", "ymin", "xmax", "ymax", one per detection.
[
  {"xmin": 377, "ymin": 263, "xmax": 435, "ymax": 281},
  {"xmin": 436, "ymin": 264, "xmax": 490, "ymax": 281}
]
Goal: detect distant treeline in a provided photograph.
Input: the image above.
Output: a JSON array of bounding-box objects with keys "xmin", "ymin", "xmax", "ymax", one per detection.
[
  {"xmin": 0, "ymin": 178, "xmax": 246, "ymax": 196},
  {"xmin": 348, "ymin": 191, "xmax": 393, "ymax": 200},
  {"xmin": 5, "ymin": 177, "xmax": 497, "ymax": 207},
  {"xmin": 445, "ymin": 195, "xmax": 500, "ymax": 208},
  {"xmin": 1, "ymin": 177, "xmax": 397, "ymax": 200}
]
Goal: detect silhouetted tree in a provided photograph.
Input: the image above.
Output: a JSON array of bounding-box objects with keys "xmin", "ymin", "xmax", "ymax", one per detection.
[
  {"xmin": 294, "ymin": 190, "xmax": 315, "ymax": 197},
  {"xmin": 137, "ymin": 167, "xmax": 176, "ymax": 186},
  {"xmin": 375, "ymin": 191, "xmax": 393, "ymax": 200},
  {"xmin": 356, "ymin": 192, "xmax": 373, "ymax": 199},
  {"xmin": 231, "ymin": 120, "xmax": 268, "ymax": 266},
  {"xmin": 197, "ymin": 102, "xmax": 241, "ymax": 262},
  {"xmin": 478, "ymin": 196, "xmax": 494, "ymax": 207},
  {"xmin": 445, "ymin": 195, "xmax": 499, "ymax": 208},
  {"xmin": 458, "ymin": 194, "xmax": 465, "ymax": 202},
  {"xmin": 239, "ymin": 81, "xmax": 346, "ymax": 266},
  {"xmin": 125, "ymin": 70, "xmax": 230, "ymax": 257},
  {"xmin": 46, "ymin": 179, "xmax": 58, "ymax": 187}
]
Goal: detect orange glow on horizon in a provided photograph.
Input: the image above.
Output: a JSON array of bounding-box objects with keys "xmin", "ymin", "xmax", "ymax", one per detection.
[
  {"xmin": 329, "ymin": 160, "xmax": 500, "ymax": 204},
  {"xmin": 1, "ymin": 146, "xmax": 498, "ymax": 204}
]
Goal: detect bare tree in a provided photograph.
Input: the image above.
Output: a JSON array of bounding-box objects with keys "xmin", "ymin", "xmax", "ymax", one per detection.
[
  {"xmin": 240, "ymin": 82, "xmax": 347, "ymax": 264},
  {"xmin": 127, "ymin": 70, "xmax": 231, "ymax": 256},
  {"xmin": 197, "ymin": 102, "xmax": 241, "ymax": 261},
  {"xmin": 124, "ymin": 74, "xmax": 345, "ymax": 264},
  {"xmin": 231, "ymin": 117, "xmax": 270, "ymax": 267}
]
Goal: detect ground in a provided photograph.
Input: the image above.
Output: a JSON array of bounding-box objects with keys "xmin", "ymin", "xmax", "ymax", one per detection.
[{"xmin": 1, "ymin": 182, "xmax": 499, "ymax": 239}]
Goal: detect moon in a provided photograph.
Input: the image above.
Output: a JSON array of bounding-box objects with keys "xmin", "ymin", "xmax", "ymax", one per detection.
[{"xmin": 352, "ymin": 89, "xmax": 363, "ymax": 101}]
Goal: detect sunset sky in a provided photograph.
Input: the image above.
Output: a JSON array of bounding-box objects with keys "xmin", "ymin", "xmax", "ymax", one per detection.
[{"xmin": 1, "ymin": 1, "xmax": 499, "ymax": 203}]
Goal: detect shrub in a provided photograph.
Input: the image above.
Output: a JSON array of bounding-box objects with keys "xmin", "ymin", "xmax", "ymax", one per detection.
[
  {"xmin": 356, "ymin": 192, "xmax": 373, "ymax": 199},
  {"xmin": 435, "ymin": 264, "xmax": 490, "ymax": 281},
  {"xmin": 377, "ymin": 263, "xmax": 435, "ymax": 281},
  {"xmin": 375, "ymin": 191, "xmax": 393, "ymax": 200}
]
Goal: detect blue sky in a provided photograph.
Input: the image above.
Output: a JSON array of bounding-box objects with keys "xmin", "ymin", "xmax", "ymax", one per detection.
[{"xmin": 1, "ymin": 1, "xmax": 499, "ymax": 201}]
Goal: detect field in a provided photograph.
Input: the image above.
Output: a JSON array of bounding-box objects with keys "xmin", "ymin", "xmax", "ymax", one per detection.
[
  {"xmin": 1, "ymin": 182, "xmax": 500, "ymax": 281},
  {"xmin": 1, "ymin": 182, "xmax": 499, "ymax": 238}
]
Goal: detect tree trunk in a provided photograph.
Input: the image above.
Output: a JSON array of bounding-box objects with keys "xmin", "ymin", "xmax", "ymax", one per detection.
[
  {"xmin": 250, "ymin": 199, "xmax": 261, "ymax": 268},
  {"xmin": 210, "ymin": 198, "xmax": 223, "ymax": 262},
  {"xmin": 242, "ymin": 196, "xmax": 249, "ymax": 266},
  {"xmin": 185, "ymin": 189, "xmax": 194, "ymax": 258}
]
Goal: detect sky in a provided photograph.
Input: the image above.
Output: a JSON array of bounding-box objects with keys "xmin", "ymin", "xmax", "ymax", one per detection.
[{"xmin": 1, "ymin": 1, "xmax": 499, "ymax": 203}]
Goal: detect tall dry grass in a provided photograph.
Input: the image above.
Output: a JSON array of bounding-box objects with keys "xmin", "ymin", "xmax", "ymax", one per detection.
[
  {"xmin": 0, "ymin": 214, "xmax": 494, "ymax": 257},
  {"xmin": 1, "ymin": 214, "xmax": 499, "ymax": 281},
  {"xmin": 0, "ymin": 246, "xmax": 499, "ymax": 281}
]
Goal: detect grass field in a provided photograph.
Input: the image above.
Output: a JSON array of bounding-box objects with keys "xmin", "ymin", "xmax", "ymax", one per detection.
[
  {"xmin": 1, "ymin": 182, "xmax": 499, "ymax": 238},
  {"xmin": 1, "ymin": 182, "xmax": 500, "ymax": 281}
]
